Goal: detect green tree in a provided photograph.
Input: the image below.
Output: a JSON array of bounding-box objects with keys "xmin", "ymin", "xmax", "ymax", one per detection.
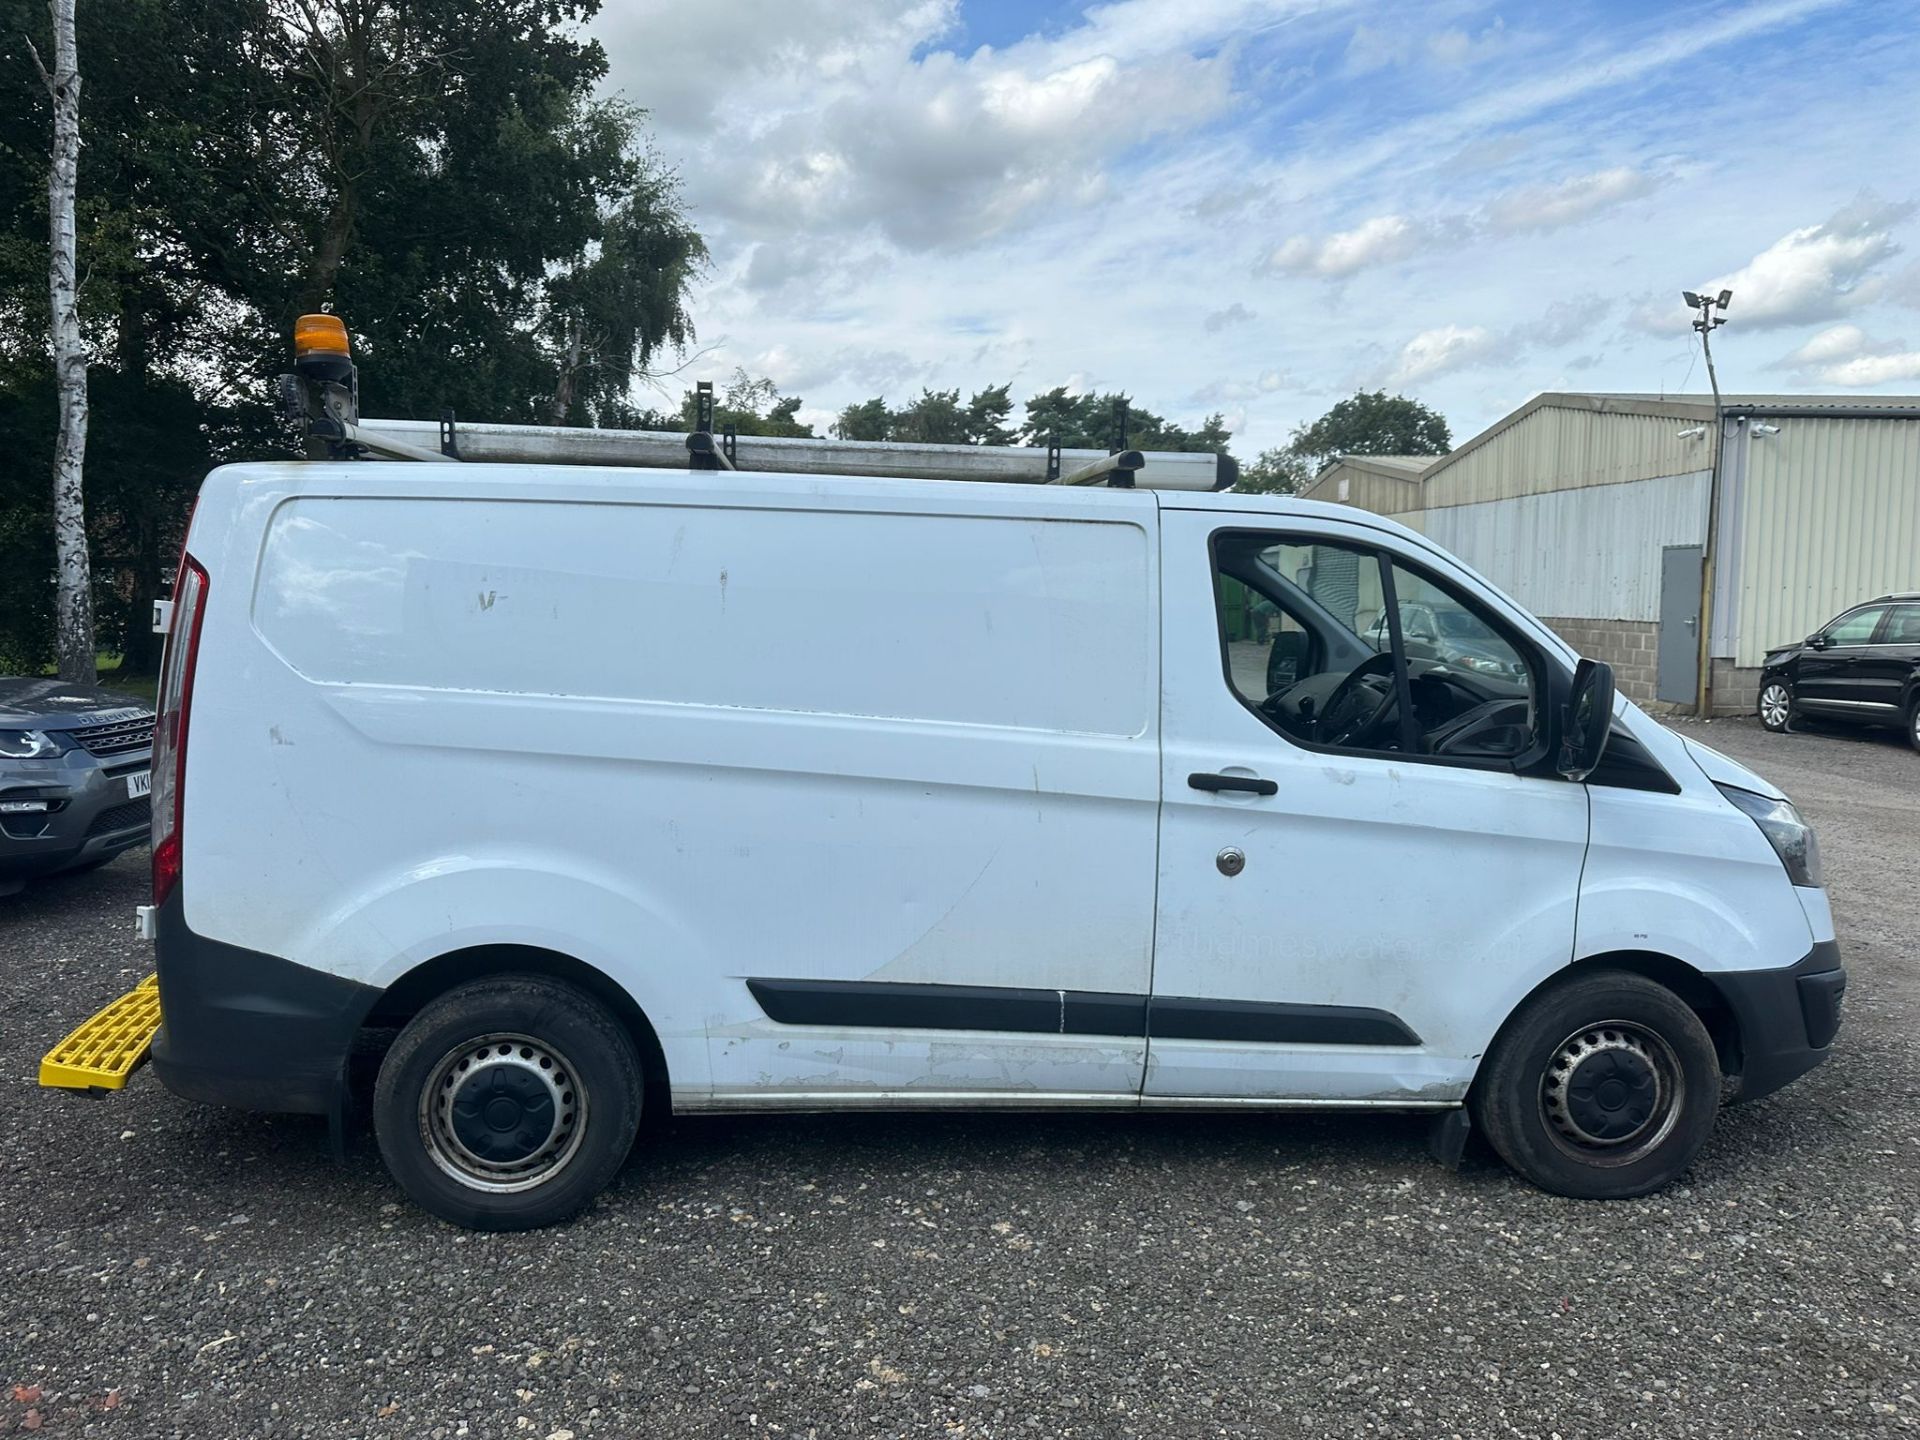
[
  {"xmin": 964, "ymin": 383, "xmax": 1016, "ymax": 446},
  {"xmin": 1235, "ymin": 448, "xmax": 1313, "ymax": 497},
  {"xmin": 0, "ymin": 0, "xmax": 707, "ymax": 673},
  {"xmin": 833, "ymin": 396, "xmax": 891, "ymax": 442},
  {"xmin": 543, "ymin": 170, "xmax": 706, "ymax": 425},
  {"xmin": 1020, "ymin": 388, "xmax": 1231, "ymax": 455},
  {"xmin": 1287, "ymin": 390, "xmax": 1450, "ymax": 472},
  {"xmin": 652, "ymin": 369, "xmax": 814, "ymax": 438},
  {"xmin": 832, "ymin": 383, "xmax": 1021, "ymax": 446},
  {"xmin": 1234, "ymin": 390, "xmax": 1449, "ymax": 497},
  {"xmin": 891, "ymin": 388, "xmax": 967, "ymax": 445}
]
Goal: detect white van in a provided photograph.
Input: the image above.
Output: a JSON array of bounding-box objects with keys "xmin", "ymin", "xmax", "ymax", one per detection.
[
  {"xmin": 44, "ymin": 323, "xmax": 1842, "ymax": 1228},
  {"xmin": 68, "ymin": 439, "xmax": 1838, "ymax": 1231}
]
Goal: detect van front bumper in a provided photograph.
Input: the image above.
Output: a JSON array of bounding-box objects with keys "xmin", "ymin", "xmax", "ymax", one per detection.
[
  {"xmin": 149, "ymin": 894, "xmax": 378, "ymax": 1116},
  {"xmin": 1715, "ymin": 940, "xmax": 1845, "ymax": 1104}
]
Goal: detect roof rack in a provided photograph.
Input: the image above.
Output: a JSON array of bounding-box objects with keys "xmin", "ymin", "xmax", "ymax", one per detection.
[{"xmin": 281, "ymin": 330, "xmax": 1236, "ymax": 493}]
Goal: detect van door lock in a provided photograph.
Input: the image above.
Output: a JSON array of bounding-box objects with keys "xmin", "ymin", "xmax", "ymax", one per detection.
[{"xmin": 1216, "ymin": 847, "xmax": 1246, "ymax": 877}]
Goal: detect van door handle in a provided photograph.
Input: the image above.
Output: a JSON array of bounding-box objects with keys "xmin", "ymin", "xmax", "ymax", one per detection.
[{"xmin": 1188, "ymin": 772, "xmax": 1277, "ymax": 796}]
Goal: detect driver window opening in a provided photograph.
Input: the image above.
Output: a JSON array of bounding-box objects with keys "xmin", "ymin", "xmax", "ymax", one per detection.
[{"xmin": 1214, "ymin": 535, "xmax": 1538, "ymax": 762}]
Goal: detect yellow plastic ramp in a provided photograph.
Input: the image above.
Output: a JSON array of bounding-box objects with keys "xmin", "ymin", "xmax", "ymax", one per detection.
[{"xmin": 40, "ymin": 974, "xmax": 162, "ymax": 1092}]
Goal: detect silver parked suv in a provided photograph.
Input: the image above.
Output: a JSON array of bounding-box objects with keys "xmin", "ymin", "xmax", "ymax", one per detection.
[{"xmin": 0, "ymin": 678, "xmax": 154, "ymax": 896}]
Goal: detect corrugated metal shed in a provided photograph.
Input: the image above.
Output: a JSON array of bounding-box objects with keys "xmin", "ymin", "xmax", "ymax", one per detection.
[
  {"xmin": 1414, "ymin": 471, "xmax": 1710, "ymax": 622},
  {"xmin": 1729, "ymin": 415, "xmax": 1920, "ymax": 665},
  {"xmin": 1300, "ymin": 455, "xmax": 1436, "ymax": 515},
  {"xmin": 1323, "ymin": 391, "xmax": 1920, "ymax": 702},
  {"xmin": 1420, "ymin": 398, "xmax": 1712, "ymax": 507}
]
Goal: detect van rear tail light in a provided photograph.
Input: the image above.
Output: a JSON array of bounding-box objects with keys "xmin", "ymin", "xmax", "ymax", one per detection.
[{"xmin": 152, "ymin": 555, "xmax": 208, "ymax": 909}]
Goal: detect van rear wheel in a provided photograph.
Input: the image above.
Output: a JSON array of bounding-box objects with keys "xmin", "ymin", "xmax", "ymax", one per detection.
[
  {"xmin": 374, "ymin": 975, "xmax": 642, "ymax": 1230},
  {"xmin": 1471, "ymin": 971, "xmax": 1720, "ymax": 1199}
]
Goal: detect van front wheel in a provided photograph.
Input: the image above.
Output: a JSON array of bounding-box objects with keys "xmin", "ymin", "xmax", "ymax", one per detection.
[
  {"xmin": 374, "ymin": 975, "xmax": 642, "ymax": 1230},
  {"xmin": 1471, "ymin": 971, "xmax": 1721, "ymax": 1199}
]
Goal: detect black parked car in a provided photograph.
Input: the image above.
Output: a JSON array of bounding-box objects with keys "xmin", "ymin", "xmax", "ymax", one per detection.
[
  {"xmin": 1757, "ymin": 593, "xmax": 1920, "ymax": 751},
  {"xmin": 0, "ymin": 678, "xmax": 154, "ymax": 895}
]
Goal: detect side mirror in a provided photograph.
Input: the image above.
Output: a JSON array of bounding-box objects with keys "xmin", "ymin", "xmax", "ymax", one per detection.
[
  {"xmin": 1266, "ymin": 630, "xmax": 1308, "ymax": 692},
  {"xmin": 1806, "ymin": 633, "xmax": 1828, "ymax": 650},
  {"xmin": 1556, "ymin": 658, "xmax": 1615, "ymax": 781}
]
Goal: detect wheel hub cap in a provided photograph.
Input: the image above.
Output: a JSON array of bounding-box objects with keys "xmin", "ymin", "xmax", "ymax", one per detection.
[
  {"xmin": 420, "ymin": 1034, "xmax": 586, "ymax": 1193},
  {"xmin": 451, "ymin": 1062, "xmax": 558, "ymax": 1164},
  {"xmin": 1542, "ymin": 1026, "xmax": 1669, "ymax": 1149}
]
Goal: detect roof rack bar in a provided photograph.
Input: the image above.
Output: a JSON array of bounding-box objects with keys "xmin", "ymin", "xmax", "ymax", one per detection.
[
  {"xmin": 342, "ymin": 420, "xmax": 457, "ymax": 464},
  {"xmin": 278, "ymin": 322, "xmax": 1236, "ymax": 489},
  {"xmin": 685, "ymin": 429, "xmax": 736, "ymax": 471},
  {"xmin": 1054, "ymin": 449, "xmax": 1143, "ymax": 487},
  {"xmin": 349, "ymin": 417, "xmax": 1234, "ymax": 491}
]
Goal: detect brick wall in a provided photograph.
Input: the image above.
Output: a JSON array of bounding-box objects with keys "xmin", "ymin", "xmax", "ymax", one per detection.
[
  {"xmin": 1538, "ymin": 616, "xmax": 1672, "ymax": 709},
  {"xmin": 1535, "ymin": 617, "xmax": 1756, "ymax": 716},
  {"xmin": 1711, "ymin": 659, "xmax": 1761, "ymax": 717}
]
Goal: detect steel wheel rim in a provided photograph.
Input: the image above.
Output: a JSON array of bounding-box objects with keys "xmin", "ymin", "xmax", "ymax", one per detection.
[
  {"xmin": 1760, "ymin": 685, "xmax": 1789, "ymax": 728},
  {"xmin": 418, "ymin": 1032, "xmax": 588, "ymax": 1194},
  {"xmin": 1540, "ymin": 1021, "xmax": 1684, "ymax": 1166}
]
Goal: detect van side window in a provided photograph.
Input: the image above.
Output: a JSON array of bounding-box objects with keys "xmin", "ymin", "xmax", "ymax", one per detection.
[{"xmin": 1212, "ymin": 533, "xmax": 1539, "ymax": 763}]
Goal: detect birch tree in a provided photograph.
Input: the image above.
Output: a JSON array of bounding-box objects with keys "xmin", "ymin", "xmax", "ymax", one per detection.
[{"xmin": 29, "ymin": 0, "xmax": 93, "ymax": 684}]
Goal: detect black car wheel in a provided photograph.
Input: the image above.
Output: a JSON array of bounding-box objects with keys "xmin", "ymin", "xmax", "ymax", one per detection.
[
  {"xmin": 1908, "ymin": 698, "xmax": 1920, "ymax": 754},
  {"xmin": 1757, "ymin": 679, "xmax": 1793, "ymax": 733},
  {"xmin": 374, "ymin": 975, "xmax": 643, "ymax": 1230},
  {"xmin": 1471, "ymin": 970, "xmax": 1721, "ymax": 1199}
]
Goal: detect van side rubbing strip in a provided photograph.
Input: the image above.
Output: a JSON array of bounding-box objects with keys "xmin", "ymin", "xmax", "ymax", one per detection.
[
  {"xmin": 746, "ymin": 978, "xmax": 1147, "ymax": 1037},
  {"xmin": 1145, "ymin": 996, "xmax": 1420, "ymax": 1047},
  {"xmin": 745, "ymin": 979, "xmax": 1420, "ymax": 1046}
]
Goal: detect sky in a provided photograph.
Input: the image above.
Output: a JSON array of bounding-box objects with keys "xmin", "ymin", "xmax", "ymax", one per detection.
[{"xmin": 591, "ymin": 0, "xmax": 1920, "ymax": 455}]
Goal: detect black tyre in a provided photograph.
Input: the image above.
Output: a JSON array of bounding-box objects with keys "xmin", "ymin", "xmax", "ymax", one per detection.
[
  {"xmin": 1757, "ymin": 679, "xmax": 1793, "ymax": 733},
  {"xmin": 1471, "ymin": 970, "xmax": 1721, "ymax": 1199},
  {"xmin": 373, "ymin": 975, "xmax": 642, "ymax": 1230},
  {"xmin": 1907, "ymin": 698, "xmax": 1920, "ymax": 754}
]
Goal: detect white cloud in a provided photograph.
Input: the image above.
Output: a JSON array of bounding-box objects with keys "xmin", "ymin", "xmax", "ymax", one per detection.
[
  {"xmin": 1380, "ymin": 296, "xmax": 1610, "ymax": 386},
  {"xmin": 1267, "ymin": 167, "xmax": 1662, "ymax": 279},
  {"xmin": 1344, "ymin": 16, "xmax": 1509, "ymax": 73},
  {"xmin": 1266, "ymin": 215, "xmax": 1426, "ymax": 277},
  {"xmin": 1390, "ymin": 325, "xmax": 1501, "ymax": 384},
  {"xmin": 602, "ymin": 0, "xmax": 1297, "ymax": 255},
  {"xmin": 585, "ymin": 0, "xmax": 1914, "ymax": 457},
  {"xmin": 1485, "ymin": 166, "xmax": 1662, "ymax": 234},
  {"xmin": 1693, "ymin": 194, "xmax": 1915, "ymax": 329},
  {"xmin": 1780, "ymin": 323, "xmax": 1874, "ymax": 366},
  {"xmin": 1190, "ymin": 368, "xmax": 1301, "ymax": 405},
  {"xmin": 1819, "ymin": 351, "xmax": 1920, "ymax": 385},
  {"xmin": 1204, "ymin": 302, "xmax": 1257, "ymax": 333},
  {"xmin": 1776, "ymin": 324, "xmax": 1920, "ymax": 386},
  {"xmin": 1533, "ymin": 295, "xmax": 1612, "ymax": 347}
]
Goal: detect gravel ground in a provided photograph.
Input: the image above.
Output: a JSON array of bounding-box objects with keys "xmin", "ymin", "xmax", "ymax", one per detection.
[{"xmin": 3, "ymin": 718, "xmax": 1916, "ymax": 1438}]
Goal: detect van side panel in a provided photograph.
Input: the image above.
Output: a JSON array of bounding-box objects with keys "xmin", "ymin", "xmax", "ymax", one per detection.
[{"xmin": 188, "ymin": 472, "xmax": 1160, "ymax": 1106}]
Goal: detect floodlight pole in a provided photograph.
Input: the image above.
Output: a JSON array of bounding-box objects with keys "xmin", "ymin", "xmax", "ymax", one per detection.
[{"xmin": 1688, "ymin": 290, "xmax": 1730, "ymax": 719}]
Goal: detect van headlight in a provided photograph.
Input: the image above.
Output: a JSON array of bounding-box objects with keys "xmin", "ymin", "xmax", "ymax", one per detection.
[
  {"xmin": 0, "ymin": 729, "xmax": 69, "ymax": 760},
  {"xmin": 1716, "ymin": 783, "xmax": 1822, "ymax": 887}
]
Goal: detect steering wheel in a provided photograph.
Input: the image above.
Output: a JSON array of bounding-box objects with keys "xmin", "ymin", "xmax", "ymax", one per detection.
[{"xmin": 1316, "ymin": 651, "xmax": 1401, "ymax": 748}]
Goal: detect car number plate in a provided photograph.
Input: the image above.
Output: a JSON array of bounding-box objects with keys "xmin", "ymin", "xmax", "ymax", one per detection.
[{"xmin": 127, "ymin": 771, "xmax": 151, "ymax": 799}]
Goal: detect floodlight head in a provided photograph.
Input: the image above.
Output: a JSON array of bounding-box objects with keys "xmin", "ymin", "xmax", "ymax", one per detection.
[
  {"xmin": 1716, "ymin": 289, "xmax": 1732, "ymax": 309},
  {"xmin": 1682, "ymin": 290, "xmax": 1703, "ymax": 308}
]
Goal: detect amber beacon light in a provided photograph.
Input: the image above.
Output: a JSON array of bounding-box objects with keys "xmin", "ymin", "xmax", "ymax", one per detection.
[{"xmin": 293, "ymin": 312, "xmax": 350, "ymax": 360}]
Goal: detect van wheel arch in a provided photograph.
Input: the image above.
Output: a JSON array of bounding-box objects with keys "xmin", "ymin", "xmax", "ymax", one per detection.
[
  {"xmin": 1482, "ymin": 951, "xmax": 1742, "ymax": 1091},
  {"xmin": 364, "ymin": 945, "xmax": 670, "ymax": 1126}
]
